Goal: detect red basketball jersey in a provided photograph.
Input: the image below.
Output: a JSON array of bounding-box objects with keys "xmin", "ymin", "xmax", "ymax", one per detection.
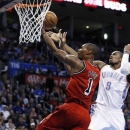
[{"xmin": 65, "ymin": 60, "xmax": 100, "ymax": 110}]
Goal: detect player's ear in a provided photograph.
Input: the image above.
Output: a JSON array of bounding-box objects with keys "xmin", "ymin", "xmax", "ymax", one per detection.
[
  {"xmin": 120, "ymin": 57, "xmax": 122, "ymax": 62},
  {"xmin": 86, "ymin": 50, "xmax": 91, "ymax": 55}
]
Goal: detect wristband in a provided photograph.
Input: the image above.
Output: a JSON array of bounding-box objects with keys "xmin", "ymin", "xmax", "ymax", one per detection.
[{"xmin": 124, "ymin": 50, "xmax": 130, "ymax": 54}]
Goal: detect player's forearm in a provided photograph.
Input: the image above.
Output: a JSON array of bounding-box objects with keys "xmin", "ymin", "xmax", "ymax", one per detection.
[
  {"xmin": 42, "ymin": 29, "xmax": 58, "ymax": 53},
  {"xmin": 64, "ymin": 44, "xmax": 78, "ymax": 57},
  {"xmin": 120, "ymin": 53, "xmax": 130, "ymax": 75}
]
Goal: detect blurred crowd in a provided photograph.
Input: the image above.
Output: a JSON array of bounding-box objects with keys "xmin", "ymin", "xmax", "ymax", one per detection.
[{"xmin": 0, "ymin": 22, "xmax": 129, "ymax": 130}]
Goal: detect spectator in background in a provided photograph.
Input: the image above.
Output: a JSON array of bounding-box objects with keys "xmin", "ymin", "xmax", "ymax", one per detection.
[
  {"xmin": 36, "ymin": 67, "xmax": 45, "ymax": 74},
  {"xmin": 48, "ymin": 93, "xmax": 59, "ymax": 111},
  {"xmin": 16, "ymin": 116, "xmax": 27, "ymax": 129},
  {"xmin": 0, "ymin": 119, "xmax": 5, "ymax": 130},
  {"xmin": 12, "ymin": 90, "xmax": 20, "ymax": 103},
  {"xmin": 52, "ymin": 85, "xmax": 60, "ymax": 99},
  {"xmin": 30, "ymin": 107, "xmax": 37, "ymax": 119},
  {"xmin": 24, "ymin": 83, "xmax": 35, "ymax": 98},
  {"xmin": 8, "ymin": 110, "xmax": 18, "ymax": 125},
  {"xmin": 33, "ymin": 85, "xmax": 44, "ymax": 99},
  {"xmin": 35, "ymin": 104, "xmax": 43, "ymax": 115},
  {"xmin": 21, "ymin": 93, "xmax": 29, "ymax": 106},
  {"xmin": 1, "ymin": 96, "xmax": 7, "ymax": 105},
  {"xmin": 43, "ymin": 91, "xmax": 50, "ymax": 103},
  {"xmin": 30, "ymin": 118, "xmax": 36, "ymax": 130},
  {"xmin": 36, "ymin": 114, "xmax": 43, "ymax": 124},
  {"xmin": 29, "ymin": 98, "xmax": 36, "ymax": 108},
  {"xmin": 0, "ymin": 83, "xmax": 5, "ymax": 97},
  {"xmin": 0, "ymin": 105, "xmax": 10, "ymax": 122},
  {"xmin": 45, "ymin": 72, "xmax": 55, "ymax": 93},
  {"xmin": 24, "ymin": 103, "xmax": 31, "ymax": 115},
  {"xmin": 21, "ymin": 114, "xmax": 27, "ymax": 125},
  {"xmin": 1, "ymin": 62, "xmax": 8, "ymax": 83},
  {"xmin": 13, "ymin": 101, "xmax": 23, "ymax": 114},
  {"xmin": 28, "ymin": 66, "xmax": 35, "ymax": 74},
  {"xmin": 5, "ymin": 118, "xmax": 16, "ymax": 130},
  {"xmin": 0, "ymin": 34, "xmax": 6, "ymax": 44}
]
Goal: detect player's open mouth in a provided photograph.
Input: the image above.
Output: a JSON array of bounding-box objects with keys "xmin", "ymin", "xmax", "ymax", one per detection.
[{"xmin": 109, "ymin": 58, "xmax": 112, "ymax": 61}]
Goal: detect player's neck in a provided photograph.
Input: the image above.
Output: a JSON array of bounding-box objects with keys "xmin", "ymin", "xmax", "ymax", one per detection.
[
  {"xmin": 87, "ymin": 59, "xmax": 94, "ymax": 65},
  {"xmin": 110, "ymin": 63, "xmax": 121, "ymax": 70}
]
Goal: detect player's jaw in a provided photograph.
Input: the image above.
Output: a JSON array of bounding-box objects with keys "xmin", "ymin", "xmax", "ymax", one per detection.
[
  {"xmin": 77, "ymin": 51, "xmax": 82, "ymax": 59},
  {"xmin": 77, "ymin": 50, "xmax": 87, "ymax": 60},
  {"xmin": 109, "ymin": 57, "xmax": 112, "ymax": 63}
]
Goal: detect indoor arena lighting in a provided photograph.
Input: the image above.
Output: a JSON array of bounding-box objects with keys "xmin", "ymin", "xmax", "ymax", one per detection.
[
  {"xmin": 54, "ymin": 0, "xmax": 127, "ymax": 12},
  {"xmin": 86, "ymin": 26, "xmax": 89, "ymax": 28},
  {"xmin": 84, "ymin": 0, "xmax": 127, "ymax": 12},
  {"xmin": 104, "ymin": 33, "xmax": 108, "ymax": 40}
]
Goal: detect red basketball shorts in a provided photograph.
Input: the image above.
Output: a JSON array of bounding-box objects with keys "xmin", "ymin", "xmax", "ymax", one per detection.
[{"xmin": 36, "ymin": 102, "xmax": 90, "ymax": 130}]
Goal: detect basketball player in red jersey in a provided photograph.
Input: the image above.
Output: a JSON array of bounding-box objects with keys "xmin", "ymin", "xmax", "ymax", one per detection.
[{"xmin": 36, "ymin": 28, "xmax": 100, "ymax": 130}]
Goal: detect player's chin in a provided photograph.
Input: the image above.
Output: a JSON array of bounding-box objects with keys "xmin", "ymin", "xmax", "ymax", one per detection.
[{"xmin": 109, "ymin": 61, "xmax": 113, "ymax": 65}]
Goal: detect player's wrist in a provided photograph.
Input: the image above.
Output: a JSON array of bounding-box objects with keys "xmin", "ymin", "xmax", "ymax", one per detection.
[
  {"xmin": 42, "ymin": 28, "xmax": 46, "ymax": 35},
  {"xmin": 124, "ymin": 50, "xmax": 130, "ymax": 54}
]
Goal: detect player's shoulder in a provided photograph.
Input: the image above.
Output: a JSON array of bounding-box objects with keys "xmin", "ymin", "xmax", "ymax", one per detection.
[{"xmin": 84, "ymin": 60, "xmax": 100, "ymax": 70}]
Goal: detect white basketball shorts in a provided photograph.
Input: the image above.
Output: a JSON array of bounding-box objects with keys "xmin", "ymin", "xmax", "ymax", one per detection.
[{"xmin": 88, "ymin": 104, "xmax": 125, "ymax": 130}]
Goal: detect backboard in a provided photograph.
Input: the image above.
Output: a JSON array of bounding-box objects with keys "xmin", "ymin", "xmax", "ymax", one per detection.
[{"xmin": 0, "ymin": 0, "xmax": 23, "ymax": 12}]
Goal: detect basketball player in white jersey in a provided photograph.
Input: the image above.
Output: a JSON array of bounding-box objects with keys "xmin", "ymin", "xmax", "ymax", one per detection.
[
  {"xmin": 88, "ymin": 51, "xmax": 129, "ymax": 130},
  {"xmin": 46, "ymin": 30, "xmax": 129, "ymax": 130}
]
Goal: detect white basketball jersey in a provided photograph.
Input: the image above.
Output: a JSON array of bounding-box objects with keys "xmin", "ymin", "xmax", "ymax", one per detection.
[{"xmin": 96, "ymin": 65, "xmax": 129, "ymax": 109}]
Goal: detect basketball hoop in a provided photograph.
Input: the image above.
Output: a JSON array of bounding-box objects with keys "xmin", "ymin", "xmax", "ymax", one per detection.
[{"xmin": 14, "ymin": 0, "xmax": 51, "ymax": 43}]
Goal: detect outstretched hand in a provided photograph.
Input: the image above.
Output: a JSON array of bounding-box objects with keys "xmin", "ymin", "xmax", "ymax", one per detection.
[
  {"xmin": 46, "ymin": 29, "xmax": 62, "ymax": 42},
  {"xmin": 59, "ymin": 32, "xmax": 67, "ymax": 49},
  {"xmin": 124, "ymin": 44, "xmax": 130, "ymax": 53}
]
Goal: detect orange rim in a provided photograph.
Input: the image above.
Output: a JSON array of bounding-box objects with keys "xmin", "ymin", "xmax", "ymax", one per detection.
[
  {"xmin": 15, "ymin": 3, "xmax": 45, "ymax": 8},
  {"xmin": 8, "ymin": 2, "xmax": 51, "ymax": 10}
]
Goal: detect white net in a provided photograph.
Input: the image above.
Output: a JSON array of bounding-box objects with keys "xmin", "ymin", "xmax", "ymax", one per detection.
[{"xmin": 14, "ymin": 0, "xmax": 51, "ymax": 43}]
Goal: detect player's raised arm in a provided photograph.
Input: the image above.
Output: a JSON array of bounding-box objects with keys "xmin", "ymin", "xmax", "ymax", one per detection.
[
  {"xmin": 41, "ymin": 28, "xmax": 83, "ymax": 74},
  {"xmin": 47, "ymin": 29, "xmax": 78, "ymax": 56},
  {"xmin": 59, "ymin": 32, "xmax": 72, "ymax": 74},
  {"xmin": 120, "ymin": 44, "xmax": 130, "ymax": 75}
]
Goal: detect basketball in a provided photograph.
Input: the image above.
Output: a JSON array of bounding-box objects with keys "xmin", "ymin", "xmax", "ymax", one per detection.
[{"xmin": 44, "ymin": 11, "xmax": 58, "ymax": 30}]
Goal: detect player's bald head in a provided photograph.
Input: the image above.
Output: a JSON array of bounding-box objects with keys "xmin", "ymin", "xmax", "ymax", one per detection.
[{"xmin": 85, "ymin": 43, "xmax": 99, "ymax": 57}]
